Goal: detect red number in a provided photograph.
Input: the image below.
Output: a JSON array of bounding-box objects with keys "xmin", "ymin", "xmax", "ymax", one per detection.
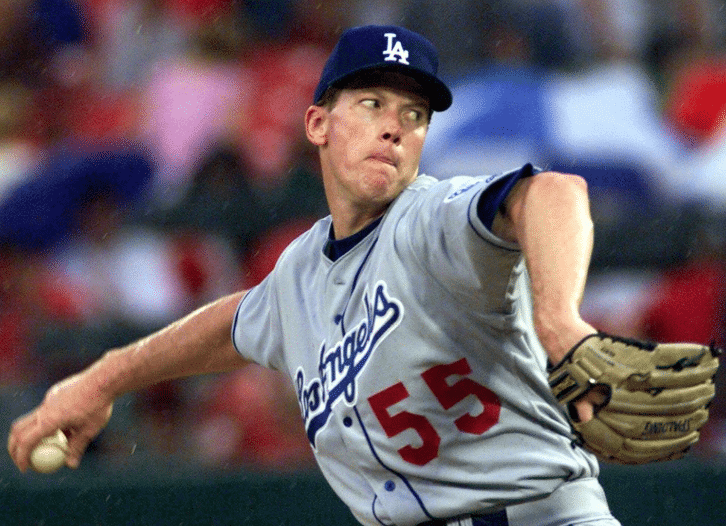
[
  {"xmin": 421, "ymin": 358, "xmax": 501, "ymax": 435},
  {"xmin": 368, "ymin": 359, "xmax": 500, "ymax": 466},
  {"xmin": 368, "ymin": 382, "xmax": 441, "ymax": 466}
]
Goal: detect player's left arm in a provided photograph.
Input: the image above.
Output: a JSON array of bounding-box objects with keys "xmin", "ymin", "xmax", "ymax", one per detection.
[
  {"xmin": 492, "ymin": 172, "xmax": 720, "ymax": 446},
  {"xmin": 492, "ymin": 171, "xmax": 599, "ymax": 384}
]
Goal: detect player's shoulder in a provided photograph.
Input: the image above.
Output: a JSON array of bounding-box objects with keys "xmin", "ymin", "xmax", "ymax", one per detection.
[
  {"xmin": 283, "ymin": 216, "xmax": 330, "ymax": 250},
  {"xmin": 402, "ymin": 173, "xmax": 488, "ymax": 207},
  {"xmin": 410, "ymin": 164, "xmax": 539, "ymax": 205},
  {"xmin": 270, "ymin": 216, "xmax": 331, "ymax": 266}
]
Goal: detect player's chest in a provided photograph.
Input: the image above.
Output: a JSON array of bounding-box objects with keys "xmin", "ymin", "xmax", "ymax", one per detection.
[{"xmin": 285, "ymin": 241, "xmax": 417, "ymax": 380}]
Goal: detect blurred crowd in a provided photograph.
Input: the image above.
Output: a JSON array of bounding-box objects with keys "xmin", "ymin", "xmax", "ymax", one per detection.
[{"xmin": 1, "ymin": 0, "xmax": 726, "ymax": 473}]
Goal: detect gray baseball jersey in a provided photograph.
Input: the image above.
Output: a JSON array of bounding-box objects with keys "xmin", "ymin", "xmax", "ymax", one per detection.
[{"xmin": 232, "ymin": 164, "xmax": 600, "ymax": 526}]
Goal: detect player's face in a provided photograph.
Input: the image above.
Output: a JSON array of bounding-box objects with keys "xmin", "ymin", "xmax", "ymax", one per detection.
[{"xmin": 310, "ymin": 75, "xmax": 430, "ymax": 214}]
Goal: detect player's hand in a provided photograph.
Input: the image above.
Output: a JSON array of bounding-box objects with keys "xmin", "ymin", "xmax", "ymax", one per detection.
[
  {"xmin": 571, "ymin": 387, "xmax": 610, "ymax": 423},
  {"xmin": 536, "ymin": 316, "xmax": 605, "ymax": 423},
  {"xmin": 7, "ymin": 371, "xmax": 114, "ymax": 472}
]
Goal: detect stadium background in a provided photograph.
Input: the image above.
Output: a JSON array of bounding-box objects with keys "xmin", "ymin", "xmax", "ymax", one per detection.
[{"xmin": 2, "ymin": 1, "xmax": 726, "ymax": 524}]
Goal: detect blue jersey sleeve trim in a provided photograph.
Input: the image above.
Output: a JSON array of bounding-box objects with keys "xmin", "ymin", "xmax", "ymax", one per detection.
[{"xmin": 477, "ymin": 163, "xmax": 539, "ymax": 230}]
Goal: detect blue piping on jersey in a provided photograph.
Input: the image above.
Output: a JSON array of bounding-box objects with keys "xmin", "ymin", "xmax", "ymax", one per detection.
[
  {"xmin": 337, "ymin": 237, "xmax": 379, "ymax": 335},
  {"xmin": 353, "ymin": 405, "xmax": 439, "ymax": 522},
  {"xmin": 371, "ymin": 495, "xmax": 387, "ymax": 526},
  {"xmin": 230, "ymin": 297, "xmax": 244, "ymax": 355}
]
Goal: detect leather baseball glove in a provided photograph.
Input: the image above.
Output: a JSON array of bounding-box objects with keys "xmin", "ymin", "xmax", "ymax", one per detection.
[{"xmin": 548, "ymin": 332, "xmax": 721, "ymax": 464}]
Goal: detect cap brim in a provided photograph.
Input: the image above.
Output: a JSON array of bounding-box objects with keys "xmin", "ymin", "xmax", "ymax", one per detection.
[{"xmin": 326, "ymin": 64, "xmax": 452, "ymax": 112}]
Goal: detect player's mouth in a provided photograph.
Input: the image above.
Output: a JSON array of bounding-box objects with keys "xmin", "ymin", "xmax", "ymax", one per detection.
[{"xmin": 368, "ymin": 153, "xmax": 397, "ymax": 168}]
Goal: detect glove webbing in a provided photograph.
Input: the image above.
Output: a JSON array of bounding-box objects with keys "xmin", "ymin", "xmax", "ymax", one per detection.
[{"xmin": 548, "ymin": 333, "xmax": 657, "ymax": 404}]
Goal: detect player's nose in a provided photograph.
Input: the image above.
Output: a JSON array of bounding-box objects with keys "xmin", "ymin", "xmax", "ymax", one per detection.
[{"xmin": 379, "ymin": 111, "xmax": 402, "ymax": 144}]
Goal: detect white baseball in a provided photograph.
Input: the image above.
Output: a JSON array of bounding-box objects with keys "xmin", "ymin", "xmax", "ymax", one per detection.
[{"xmin": 30, "ymin": 430, "xmax": 69, "ymax": 474}]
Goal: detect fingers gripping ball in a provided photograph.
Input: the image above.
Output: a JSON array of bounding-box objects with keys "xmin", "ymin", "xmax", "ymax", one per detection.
[
  {"xmin": 548, "ymin": 333, "xmax": 721, "ymax": 465},
  {"xmin": 30, "ymin": 430, "xmax": 69, "ymax": 474}
]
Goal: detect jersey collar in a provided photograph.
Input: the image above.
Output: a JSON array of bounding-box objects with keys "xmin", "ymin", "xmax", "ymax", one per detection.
[{"xmin": 323, "ymin": 217, "xmax": 383, "ymax": 261}]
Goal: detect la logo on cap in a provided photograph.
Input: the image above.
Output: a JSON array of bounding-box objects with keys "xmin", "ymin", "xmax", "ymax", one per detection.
[{"xmin": 383, "ymin": 33, "xmax": 409, "ymax": 65}]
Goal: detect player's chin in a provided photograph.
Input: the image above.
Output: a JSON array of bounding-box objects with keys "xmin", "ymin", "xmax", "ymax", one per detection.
[
  {"xmin": 358, "ymin": 174, "xmax": 397, "ymax": 200},
  {"xmin": 360, "ymin": 167, "xmax": 413, "ymax": 200}
]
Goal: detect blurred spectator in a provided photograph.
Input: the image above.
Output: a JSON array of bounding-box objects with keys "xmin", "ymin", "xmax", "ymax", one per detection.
[
  {"xmin": 417, "ymin": 0, "xmax": 690, "ymax": 208},
  {"xmin": 0, "ymin": 144, "xmax": 235, "ymax": 380},
  {"xmin": 645, "ymin": 0, "xmax": 726, "ymax": 148},
  {"xmin": 84, "ymin": 0, "xmax": 187, "ymax": 90},
  {"xmin": 665, "ymin": 56, "xmax": 726, "ymax": 148},
  {"xmin": 638, "ymin": 216, "xmax": 726, "ymax": 348},
  {"xmin": 248, "ymin": 137, "xmax": 328, "ymax": 235},
  {"xmin": 232, "ymin": 38, "xmax": 329, "ymax": 189},
  {"xmin": 42, "ymin": 162, "xmax": 241, "ymax": 337},
  {"xmin": 0, "ymin": 81, "xmax": 39, "ymax": 202},
  {"xmin": 0, "ymin": 145, "xmax": 153, "ymax": 251},
  {"xmin": 0, "ymin": 245, "xmax": 44, "ymax": 386},
  {"xmin": 645, "ymin": 0, "xmax": 725, "ymax": 89},
  {"xmin": 540, "ymin": 3, "xmax": 691, "ymax": 212},
  {"xmin": 136, "ymin": 12, "xmax": 252, "ymax": 206},
  {"xmin": 637, "ymin": 214, "xmax": 726, "ymax": 457},
  {"xmin": 49, "ymin": 189, "xmax": 192, "ymax": 329},
  {"xmin": 421, "ymin": 63, "xmax": 549, "ymax": 178},
  {"xmin": 150, "ymin": 139, "xmax": 327, "ymax": 269},
  {"xmin": 682, "ymin": 122, "xmax": 726, "ymax": 209},
  {"xmin": 417, "ymin": 1, "xmax": 557, "ymax": 178},
  {"xmin": 402, "ymin": 0, "xmax": 576, "ymax": 79},
  {"xmin": 649, "ymin": 0, "xmax": 726, "ymax": 208},
  {"xmin": 147, "ymin": 144, "xmax": 264, "ymax": 259},
  {"xmin": 23, "ymin": 149, "xmax": 244, "ymax": 460},
  {"xmin": 0, "ymin": 0, "xmax": 85, "ymax": 86},
  {"xmin": 543, "ymin": 58, "xmax": 686, "ymax": 208},
  {"xmin": 192, "ymin": 365, "xmax": 316, "ymax": 472}
]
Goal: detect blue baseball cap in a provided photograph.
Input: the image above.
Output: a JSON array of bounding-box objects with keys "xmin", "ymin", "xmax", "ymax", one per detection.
[{"xmin": 313, "ymin": 25, "xmax": 453, "ymax": 112}]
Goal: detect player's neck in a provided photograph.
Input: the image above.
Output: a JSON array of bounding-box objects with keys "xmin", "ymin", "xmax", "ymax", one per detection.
[
  {"xmin": 325, "ymin": 184, "xmax": 390, "ymax": 239},
  {"xmin": 330, "ymin": 207, "xmax": 387, "ymax": 239}
]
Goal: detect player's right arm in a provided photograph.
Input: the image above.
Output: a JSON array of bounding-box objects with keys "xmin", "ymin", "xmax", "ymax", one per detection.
[{"xmin": 8, "ymin": 291, "xmax": 250, "ymax": 472}]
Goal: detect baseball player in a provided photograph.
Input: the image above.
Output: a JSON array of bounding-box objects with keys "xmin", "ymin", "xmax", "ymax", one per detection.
[{"xmin": 8, "ymin": 25, "xmax": 718, "ymax": 526}]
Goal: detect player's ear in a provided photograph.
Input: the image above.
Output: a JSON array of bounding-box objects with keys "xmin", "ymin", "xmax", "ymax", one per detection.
[{"xmin": 305, "ymin": 105, "xmax": 329, "ymax": 146}]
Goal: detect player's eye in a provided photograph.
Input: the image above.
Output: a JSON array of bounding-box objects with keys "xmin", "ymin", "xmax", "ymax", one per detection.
[
  {"xmin": 404, "ymin": 108, "xmax": 425, "ymax": 122},
  {"xmin": 360, "ymin": 99, "xmax": 380, "ymax": 110}
]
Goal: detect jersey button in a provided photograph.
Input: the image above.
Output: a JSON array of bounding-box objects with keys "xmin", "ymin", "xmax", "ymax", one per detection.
[
  {"xmin": 384, "ymin": 481, "xmax": 396, "ymax": 492},
  {"xmin": 343, "ymin": 416, "xmax": 353, "ymax": 427}
]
